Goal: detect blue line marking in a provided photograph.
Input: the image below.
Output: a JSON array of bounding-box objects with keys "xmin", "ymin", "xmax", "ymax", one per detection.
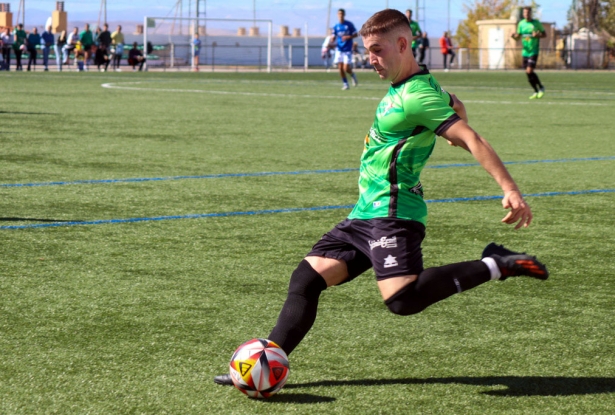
[
  {"xmin": 3, "ymin": 188, "xmax": 614, "ymax": 230},
  {"xmin": 2, "ymin": 156, "xmax": 615, "ymax": 188}
]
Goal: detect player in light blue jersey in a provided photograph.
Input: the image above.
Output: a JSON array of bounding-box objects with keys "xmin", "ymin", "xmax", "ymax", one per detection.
[{"xmin": 331, "ymin": 9, "xmax": 358, "ymax": 90}]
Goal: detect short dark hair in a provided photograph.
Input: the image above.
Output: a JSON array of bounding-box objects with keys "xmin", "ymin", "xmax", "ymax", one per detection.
[
  {"xmin": 338, "ymin": 8, "xmax": 345, "ymax": 14},
  {"xmin": 523, "ymin": 6, "xmax": 532, "ymax": 12},
  {"xmin": 360, "ymin": 9, "xmax": 410, "ymax": 37}
]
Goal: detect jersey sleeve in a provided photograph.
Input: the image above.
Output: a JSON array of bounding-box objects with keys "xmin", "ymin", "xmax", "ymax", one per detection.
[
  {"xmin": 534, "ymin": 20, "xmax": 545, "ymax": 33},
  {"xmin": 403, "ymin": 85, "xmax": 460, "ymax": 136},
  {"xmin": 349, "ymin": 22, "xmax": 357, "ymax": 36},
  {"xmin": 517, "ymin": 21, "xmax": 522, "ymax": 34}
]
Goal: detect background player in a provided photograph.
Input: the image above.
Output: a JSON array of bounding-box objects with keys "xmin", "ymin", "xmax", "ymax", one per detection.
[
  {"xmin": 405, "ymin": 9, "xmax": 422, "ymax": 57},
  {"xmin": 331, "ymin": 8, "xmax": 358, "ymax": 90},
  {"xmin": 214, "ymin": 8, "xmax": 548, "ymax": 387},
  {"xmin": 512, "ymin": 6, "xmax": 546, "ymax": 99}
]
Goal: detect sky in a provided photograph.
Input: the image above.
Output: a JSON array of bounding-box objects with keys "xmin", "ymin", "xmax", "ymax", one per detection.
[{"xmin": 17, "ymin": 1, "xmax": 571, "ymax": 36}]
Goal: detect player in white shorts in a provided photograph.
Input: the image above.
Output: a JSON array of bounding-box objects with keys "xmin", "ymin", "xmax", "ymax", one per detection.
[{"xmin": 331, "ymin": 9, "xmax": 358, "ymax": 90}]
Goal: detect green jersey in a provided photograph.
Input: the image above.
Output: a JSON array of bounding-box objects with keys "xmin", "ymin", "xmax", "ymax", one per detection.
[
  {"xmin": 348, "ymin": 69, "xmax": 459, "ymax": 225},
  {"xmin": 517, "ymin": 19, "xmax": 545, "ymax": 57},
  {"xmin": 409, "ymin": 20, "xmax": 422, "ymax": 49}
]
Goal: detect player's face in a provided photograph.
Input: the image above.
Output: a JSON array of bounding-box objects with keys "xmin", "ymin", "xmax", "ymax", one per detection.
[
  {"xmin": 338, "ymin": 11, "xmax": 345, "ymax": 23},
  {"xmin": 523, "ymin": 8, "xmax": 531, "ymax": 19},
  {"xmin": 363, "ymin": 33, "xmax": 402, "ymax": 82}
]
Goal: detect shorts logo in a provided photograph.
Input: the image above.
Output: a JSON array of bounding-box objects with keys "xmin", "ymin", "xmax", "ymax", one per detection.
[
  {"xmin": 383, "ymin": 255, "xmax": 398, "ymax": 268},
  {"xmin": 373, "ymin": 201, "xmax": 382, "ymax": 208},
  {"xmin": 369, "ymin": 236, "xmax": 397, "ymax": 250}
]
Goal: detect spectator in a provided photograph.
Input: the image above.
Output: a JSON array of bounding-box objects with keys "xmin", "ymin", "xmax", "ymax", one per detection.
[
  {"xmin": 127, "ymin": 42, "xmax": 146, "ymax": 71},
  {"xmin": 55, "ymin": 30, "xmax": 67, "ymax": 71},
  {"xmin": 26, "ymin": 27, "xmax": 41, "ymax": 71},
  {"xmin": 351, "ymin": 42, "xmax": 365, "ymax": 68},
  {"xmin": 98, "ymin": 23, "xmax": 111, "ymax": 49},
  {"xmin": 94, "ymin": 42, "xmax": 110, "ymax": 72},
  {"xmin": 192, "ymin": 32, "xmax": 201, "ymax": 71},
  {"xmin": 40, "ymin": 25, "xmax": 54, "ymax": 71},
  {"xmin": 80, "ymin": 23, "xmax": 94, "ymax": 71},
  {"xmin": 74, "ymin": 41, "xmax": 85, "ymax": 71},
  {"xmin": 64, "ymin": 27, "xmax": 80, "ymax": 66},
  {"xmin": 1, "ymin": 27, "xmax": 13, "ymax": 71},
  {"xmin": 111, "ymin": 25, "xmax": 124, "ymax": 71},
  {"xmin": 321, "ymin": 33, "xmax": 334, "ymax": 70},
  {"xmin": 93, "ymin": 26, "xmax": 100, "ymax": 47},
  {"xmin": 13, "ymin": 23, "xmax": 27, "ymax": 71},
  {"xmin": 440, "ymin": 31, "xmax": 456, "ymax": 71},
  {"xmin": 417, "ymin": 32, "xmax": 429, "ymax": 65}
]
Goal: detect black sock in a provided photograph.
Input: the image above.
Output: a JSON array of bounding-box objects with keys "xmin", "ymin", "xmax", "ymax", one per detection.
[
  {"xmin": 385, "ymin": 261, "xmax": 490, "ymax": 315},
  {"xmin": 526, "ymin": 72, "xmax": 539, "ymax": 92},
  {"xmin": 268, "ymin": 260, "xmax": 327, "ymax": 355},
  {"xmin": 531, "ymin": 72, "xmax": 543, "ymax": 89}
]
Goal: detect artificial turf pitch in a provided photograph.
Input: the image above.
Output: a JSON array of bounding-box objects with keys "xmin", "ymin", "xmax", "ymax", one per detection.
[{"xmin": 1, "ymin": 70, "xmax": 614, "ymax": 413}]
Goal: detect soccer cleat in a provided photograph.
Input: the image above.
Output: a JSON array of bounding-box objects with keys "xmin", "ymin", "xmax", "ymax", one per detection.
[
  {"xmin": 352, "ymin": 78, "xmax": 358, "ymax": 87},
  {"xmin": 529, "ymin": 93, "xmax": 538, "ymax": 99},
  {"xmin": 341, "ymin": 84, "xmax": 349, "ymax": 90},
  {"xmin": 482, "ymin": 242, "xmax": 520, "ymax": 258},
  {"xmin": 482, "ymin": 243, "xmax": 549, "ymax": 280},
  {"xmin": 537, "ymin": 88, "xmax": 545, "ymax": 99},
  {"xmin": 213, "ymin": 373, "xmax": 234, "ymax": 386}
]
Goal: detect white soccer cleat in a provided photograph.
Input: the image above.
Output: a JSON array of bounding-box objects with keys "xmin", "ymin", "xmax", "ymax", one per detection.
[{"xmin": 341, "ymin": 84, "xmax": 349, "ymax": 90}]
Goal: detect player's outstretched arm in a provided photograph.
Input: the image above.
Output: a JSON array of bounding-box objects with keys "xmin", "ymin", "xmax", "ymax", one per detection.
[{"xmin": 441, "ymin": 121, "xmax": 533, "ymax": 229}]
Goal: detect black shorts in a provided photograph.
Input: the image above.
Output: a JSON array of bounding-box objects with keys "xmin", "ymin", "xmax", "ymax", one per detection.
[
  {"xmin": 308, "ymin": 218, "xmax": 425, "ymax": 283},
  {"xmin": 523, "ymin": 55, "xmax": 538, "ymax": 68}
]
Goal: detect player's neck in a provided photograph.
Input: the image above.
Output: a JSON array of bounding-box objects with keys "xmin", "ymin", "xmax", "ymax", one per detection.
[{"xmin": 391, "ymin": 59, "xmax": 422, "ymax": 85}]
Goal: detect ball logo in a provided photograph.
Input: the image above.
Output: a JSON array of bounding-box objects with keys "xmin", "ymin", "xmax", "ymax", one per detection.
[
  {"xmin": 272, "ymin": 367, "xmax": 285, "ymax": 380},
  {"xmin": 239, "ymin": 362, "xmax": 252, "ymax": 377}
]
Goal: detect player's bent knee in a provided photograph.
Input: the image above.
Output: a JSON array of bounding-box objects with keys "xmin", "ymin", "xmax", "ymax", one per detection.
[
  {"xmin": 288, "ymin": 260, "xmax": 328, "ymax": 299},
  {"xmin": 384, "ymin": 281, "xmax": 427, "ymax": 316}
]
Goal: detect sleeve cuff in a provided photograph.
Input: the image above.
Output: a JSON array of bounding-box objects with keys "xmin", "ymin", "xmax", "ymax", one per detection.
[{"xmin": 434, "ymin": 113, "xmax": 461, "ymax": 136}]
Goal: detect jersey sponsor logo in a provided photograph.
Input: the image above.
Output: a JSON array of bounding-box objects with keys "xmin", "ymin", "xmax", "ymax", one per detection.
[
  {"xmin": 409, "ymin": 182, "xmax": 424, "ymax": 197},
  {"xmin": 368, "ymin": 127, "xmax": 385, "ymax": 144},
  {"xmin": 383, "ymin": 101, "xmax": 396, "ymax": 116},
  {"xmin": 383, "ymin": 254, "xmax": 399, "ymax": 268},
  {"xmin": 369, "ymin": 236, "xmax": 398, "ymax": 250},
  {"xmin": 373, "ymin": 201, "xmax": 382, "ymax": 208}
]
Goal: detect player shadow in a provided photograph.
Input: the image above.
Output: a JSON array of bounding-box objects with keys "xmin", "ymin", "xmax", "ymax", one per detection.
[
  {"xmin": 285, "ymin": 376, "xmax": 615, "ymax": 397},
  {"xmin": 259, "ymin": 392, "xmax": 336, "ymax": 404},
  {"xmin": 0, "ymin": 217, "xmax": 77, "ymax": 223}
]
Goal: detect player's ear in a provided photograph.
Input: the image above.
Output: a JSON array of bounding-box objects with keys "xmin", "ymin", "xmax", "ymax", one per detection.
[{"xmin": 397, "ymin": 36, "xmax": 408, "ymax": 53}]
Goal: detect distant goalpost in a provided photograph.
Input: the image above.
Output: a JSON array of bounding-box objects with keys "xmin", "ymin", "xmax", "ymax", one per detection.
[{"xmin": 142, "ymin": 16, "xmax": 274, "ymax": 72}]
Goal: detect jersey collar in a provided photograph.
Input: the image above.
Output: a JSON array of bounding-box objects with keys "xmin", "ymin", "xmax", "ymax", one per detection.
[{"xmin": 391, "ymin": 67, "xmax": 429, "ymax": 88}]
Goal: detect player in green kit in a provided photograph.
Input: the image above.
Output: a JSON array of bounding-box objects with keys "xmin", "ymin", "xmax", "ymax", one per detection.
[
  {"xmin": 405, "ymin": 9, "xmax": 422, "ymax": 58},
  {"xmin": 213, "ymin": 9, "xmax": 548, "ymax": 386},
  {"xmin": 512, "ymin": 7, "xmax": 546, "ymax": 99}
]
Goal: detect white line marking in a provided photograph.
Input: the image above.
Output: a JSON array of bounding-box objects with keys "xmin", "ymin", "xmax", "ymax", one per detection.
[{"xmin": 101, "ymin": 82, "xmax": 612, "ymax": 106}]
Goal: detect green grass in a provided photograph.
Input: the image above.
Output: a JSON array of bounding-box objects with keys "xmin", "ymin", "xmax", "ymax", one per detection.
[{"xmin": 1, "ymin": 69, "xmax": 615, "ymax": 414}]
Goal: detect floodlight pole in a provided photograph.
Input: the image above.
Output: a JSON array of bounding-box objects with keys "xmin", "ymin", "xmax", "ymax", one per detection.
[
  {"xmin": 326, "ymin": 0, "xmax": 331, "ymax": 36},
  {"xmin": 447, "ymin": 0, "xmax": 450, "ymax": 33},
  {"xmin": 304, "ymin": 22, "xmax": 308, "ymax": 71}
]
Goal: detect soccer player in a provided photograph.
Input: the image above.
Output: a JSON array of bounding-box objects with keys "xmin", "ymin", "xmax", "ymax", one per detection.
[
  {"xmin": 213, "ymin": 8, "xmax": 548, "ymax": 386},
  {"xmin": 331, "ymin": 8, "xmax": 358, "ymax": 90},
  {"xmin": 512, "ymin": 7, "xmax": 546, "ymax": 99},
  {"xmin": 405, "ymin": 9, "xmax": 422, "ymax": 58}
]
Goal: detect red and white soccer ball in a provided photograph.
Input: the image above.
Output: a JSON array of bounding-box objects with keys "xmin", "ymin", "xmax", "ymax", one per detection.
[{"xmin": 229, "ymin": 338, "xmax": 290, "ymax": 398}]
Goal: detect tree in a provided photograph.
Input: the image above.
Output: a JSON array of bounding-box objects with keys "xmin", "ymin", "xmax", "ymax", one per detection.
[
  {"xmin": 567, "ymin": 0, "xmax": 615, "ymax": 35},
  {"xmin": 455, "ymin": 0, "xmax": 523, "ymax": 48},
  {"xmin": 567, "ymin": 0, "xmax": 602, "ymax": 32},
  {"xmin": 599, "ymin": 0, "xmax": 615, "ymax": 37}
]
